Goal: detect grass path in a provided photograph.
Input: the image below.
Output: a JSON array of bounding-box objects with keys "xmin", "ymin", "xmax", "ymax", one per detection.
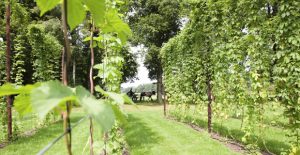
[
  {"xmin": 124, "ymin": 104, "xmax": 240, "ymax": 155},
  {"xmin": 1, "ymin": 105, "xmax": 242, "ymax": 155},
  {"xmin": 0, "ymin": 108, "xmax": 103, "ymax": 155}
]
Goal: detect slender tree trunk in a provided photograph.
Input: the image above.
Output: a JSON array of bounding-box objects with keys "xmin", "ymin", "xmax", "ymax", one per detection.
[
  {"xmin": 5, "ymin": 0, "xmax": 12, "ymax": 141},
  {"xmin": 61, "ymin": 0, "xmax": 72, "ymax": 154},
  {"xmin": 89, "ymin": 22, "xmax": 95, "ymax": 155},
  {"xmin": 157, "ymin": 66, "xmax": 163, "ymax": 104},
  {"xmin": 207, "ymin": 77, "xmax": 213, "ymax": 133}
]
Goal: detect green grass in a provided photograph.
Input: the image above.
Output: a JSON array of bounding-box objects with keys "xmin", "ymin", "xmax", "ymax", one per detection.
[
  {"xmin": 170, "ymin": 105, "xmax": 291, "ymax": 154},
  {"xmin": 123, "ymin": 104, "xmax": 240, "ymax": 155},
  {"xmin": 1, "ymin": 104, "xmax": 249, "ymax": 155},
  {"xmin": 1, "ymin": 108, "xmax": 58, "ymax": 142},
  {"xmin": 0, "ymin": 108, "xmax": 103, "ymax": 155}
]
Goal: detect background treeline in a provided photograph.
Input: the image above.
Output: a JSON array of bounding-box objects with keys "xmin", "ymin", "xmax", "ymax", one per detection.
[{"xmin": 122, "ymin": 83, "xmax": 157, "ymax": 93}]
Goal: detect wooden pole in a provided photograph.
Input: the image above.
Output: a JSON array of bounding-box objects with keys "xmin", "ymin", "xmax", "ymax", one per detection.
[
  {"xmin": 5, "ymin": 0, "xmax": 12, "ymax": 141},
  {"xmin": 163, "ymin": 99, "xmax": 166, "ymax": 116},
  {"xmin": 207, "ymin": 78, "xmax": 212, "ymax": 133},
  {"xmin": 61, "ymin": 0, "xmax": 72, "ymax": 154},
  {"xmin": 89, "ymin": 21, "xmax": 95, "ymax": 155}
]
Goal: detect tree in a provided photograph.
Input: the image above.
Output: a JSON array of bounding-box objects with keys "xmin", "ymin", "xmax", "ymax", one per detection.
[
  {"xmin": 121, "ymin": 47, "xmax": 138, "ymax": 82},
  {"xmin": 128, "ymin": 0, "xmax": 181, "ymax": 103}
]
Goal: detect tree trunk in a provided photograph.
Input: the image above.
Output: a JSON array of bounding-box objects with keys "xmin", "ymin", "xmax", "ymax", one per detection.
[
  {"xmin": 6, "ymin": 0, "xmax": 12, "ymax": 141},
  {"xmin": 207, "ymin": 78, "xmax": 213, "ymax": 133},
  {"xmin": 157, "ymin": 66, "xmax": 163, "ymax": 104}
]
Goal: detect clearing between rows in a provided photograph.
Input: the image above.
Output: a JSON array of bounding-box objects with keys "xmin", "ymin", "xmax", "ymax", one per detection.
[{"xmin": 1, "ymin": 104, "xmax": 240, "ymax": 155}]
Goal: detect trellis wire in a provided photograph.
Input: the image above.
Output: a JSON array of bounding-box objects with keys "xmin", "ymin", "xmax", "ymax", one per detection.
[{"xmin": 36, "ymin": 115, "xmax": 89, "ymax": 155}]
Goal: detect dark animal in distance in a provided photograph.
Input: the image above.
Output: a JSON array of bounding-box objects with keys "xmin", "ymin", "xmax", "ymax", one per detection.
[
  {"xmin": 127, "ymin": 89, "xmax": 138, "ymax": 101},
  {"xmin": 140, "ymin": 91, "xmax": 156, "ymax": 101}
]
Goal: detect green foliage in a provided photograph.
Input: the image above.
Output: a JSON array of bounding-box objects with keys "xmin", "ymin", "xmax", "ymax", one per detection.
[
  {"xmin": 101, "ymin": 9, "xmax": 131, "ymax": 44},
  {"xmin": 67, "ymin": 0, "xmax": 86, "ymax": 30},
  {"xmin": 128, "ymin": 0, "xmax": 181, "ymax": 79},
  {"xmin": 120, "ymin": 47, "xmax": 138, "ymax": 82},
  {"xmin": 0, "ymin": 81, "xmax": 129, "ymax": 133},
  {"xmin": 0, "ymin": 100, "xmax": 7, "ymax": 141},
  {"xmin": 128, "ymin": 0, "xmax": 181, "ymax": 47},
  {"xmin": 128, "ymin": 0, "xmax": 181, "ymax": 104},
  {"xmin": 0, "ymin": 39, "xmax": 5, "ymax": 85},
  {"xmin": 31, "ymin": 81, "xmax": 76, "ymax": 118},
  {"xmin": 161, "ymin": 0, "xmax": 300, "ymax": 154},
  {"xmin": 84, "ymin": 0, "xmax": 105, "ymax": 27},
  {"xmin": 92, "ymin": 34, "xmax": 125, "ymax": 92},
  {"xmin": 27, "ymin": 24, "xmax": 62, "ymax": 82},
  {"xmin": 36, "ymin": 0, "xmax": 61, "ymax": 16},
  {"xmin": 36, "ymin": 0, "xmax": 130, "ymax": 36},
  {"xmin": 0, "ymin": 0, "xmax": 134, "ymax": 151},
  {"xmin": 105, "ymin": 123, "xmax": 128, "ymax": 154}
]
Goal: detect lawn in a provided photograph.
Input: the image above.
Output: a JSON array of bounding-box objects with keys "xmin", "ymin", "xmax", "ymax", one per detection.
[
  {"xmin": 1, "ymin": 104, "xmax": 241, "ymax": 155},
  {"xmin": 169, "ymin": 104, "xmax": 290, "ymax": 154},
  {"xmin": 0, "ymin": 108, "xmax": 103, "ymax": 155},
  {"xmin": 123, "ymin": 104, "xmax": 240, "ymax": 155}
]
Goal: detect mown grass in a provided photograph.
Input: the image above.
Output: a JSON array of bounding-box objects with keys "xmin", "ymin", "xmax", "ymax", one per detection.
[
  {"xmin": 0, "ymin": 108, "xmax": 103, "ymax": 155},
  {"xmin": 123, "ymin": 104, "xmax": 240, "ymax": 155},
  {"xmin": 169, "ymin": 104, "xmax": 291, "ymax": 154}
]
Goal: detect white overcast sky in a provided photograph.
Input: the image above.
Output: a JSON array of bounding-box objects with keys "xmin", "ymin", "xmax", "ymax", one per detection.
[{"xmin": 121, "ymin": 46, "xmax": 156, "ymax": 88}]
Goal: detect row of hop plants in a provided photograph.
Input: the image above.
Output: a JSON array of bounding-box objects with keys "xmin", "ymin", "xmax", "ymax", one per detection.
[
  {"xmin": 1, "ymin": 0, "xmax": 133, "ymax": 154},
  {"xmin": 161, "ymin": 1, "xmax": 300, "ymax": 154}
]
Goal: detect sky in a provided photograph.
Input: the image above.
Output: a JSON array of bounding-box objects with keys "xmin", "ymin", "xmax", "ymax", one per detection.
[
  {"xmin": 121, "ymin": 46, "xmax": 156, "ymax": 88},
  {"xmin": 120, "ymin": 18, "xmax": 189, "ymax": 89}
]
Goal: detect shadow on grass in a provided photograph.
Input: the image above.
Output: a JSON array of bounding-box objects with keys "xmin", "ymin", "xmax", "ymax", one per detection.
[
  {"xmin": 173, "ymin": 114, "xmax": 289, "ymax": 155},
  {"xmin": 132, "ymin": 100, "xmax": 158, "ymax": 104},
  {"xmin": 124, "ymin": 114, "xmax": 161, "ymax": 154},
  {"xmin": 129, "ymin": 100, "xmax": 165, "ymax": 107}
]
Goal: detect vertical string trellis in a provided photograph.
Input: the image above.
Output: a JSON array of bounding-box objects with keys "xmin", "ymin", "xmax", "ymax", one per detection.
[
  {"xmin": 89, "ymin": 20, "xmax": 95, "ymax": 155},
  {"xmin": 61, "ymin": 0, "xmax": 72, "ymax": 154}
]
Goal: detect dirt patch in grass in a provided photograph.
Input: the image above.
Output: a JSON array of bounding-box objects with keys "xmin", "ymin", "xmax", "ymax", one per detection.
[{"xmin": 0, "ymin": 142, "xmax": 7, "ymax": 148}]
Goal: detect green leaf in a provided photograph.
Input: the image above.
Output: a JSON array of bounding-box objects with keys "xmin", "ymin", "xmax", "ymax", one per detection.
[
  {"xmin": 93, "ymin": 64, "xmax": 103, "ymax": 69},
  {"xmin": 122, "ymin": 94, "xmax": 134, "ymax": 104},
  {"xmin": 68, "ymin": 0, "xmax": 86, "ymax": 30},
  {"xmin": 0, "ymin": 83, "xmax": 20, "ymax": 96},
  {"xmin": 75, "ymin": 86, "xmax": 115, "ymax": 132},
  {"xmin": 31, "ymin": 81, "xmax": 76, "ymax": 118},
  {"xmin": 84, "ymin": 0, "xmax": 106, "ymax": 26},
  {"xmin": 95, "ymin": 86, "xmax": 125, "ymax": 105},
  {"xmin": 14, "ymin": 94, "xmax": 32, "ymax": 116},
  {"xmin": 80, "ymin": 98, "xmax": 115, "ymax": 132},
  {"xmin": 110, "ymin": 103, "xmax": 127, "ymax": 125},
  {"xmin": 75, "ymin": 85, "xmax": 92, "ymax": 101},
  {"xmin": 83, "ymin": 36, "xmax": 92, "ymax": 42},
  {"xmin": 0, "ymin": 83, "xmax": 40, "ymax": 96},
  {"xmin": 101, "ymin": 9, "xmax": 131, "ymax": 44},
  {"xmin": 36, "ymin": 0, "xmax": 61, "ymax": 16},
  {"xmin": 105, "ymin": 92, "xmax": 124, "ymax": 104}
]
